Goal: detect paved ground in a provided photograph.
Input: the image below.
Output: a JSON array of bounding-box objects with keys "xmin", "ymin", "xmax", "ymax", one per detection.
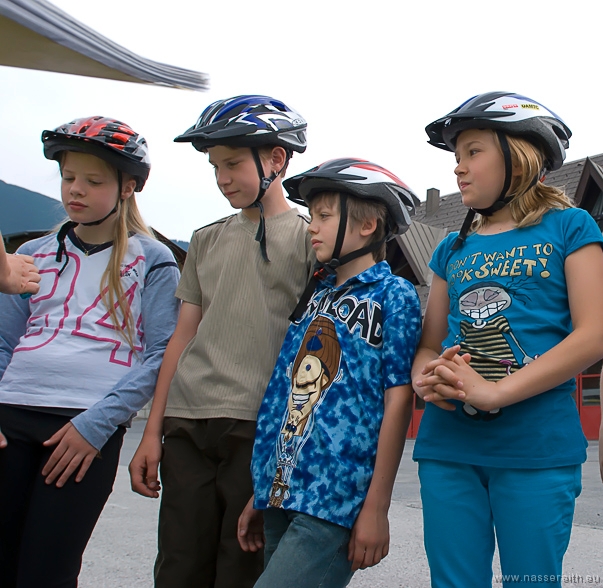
[{"xmin": 79, "ymin": 420, "xmax": 603, "ymax": 587}]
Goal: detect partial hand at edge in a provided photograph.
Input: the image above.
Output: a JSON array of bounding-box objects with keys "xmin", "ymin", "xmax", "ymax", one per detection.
[{"xmin": 0, "ymin": 253, "xmax": 41, "ymax": 295}]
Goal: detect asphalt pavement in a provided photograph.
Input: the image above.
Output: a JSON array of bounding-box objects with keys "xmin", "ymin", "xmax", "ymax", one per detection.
[{"xmin": 79, "ymin": 419, "xmax": 603, "ymax": 588}]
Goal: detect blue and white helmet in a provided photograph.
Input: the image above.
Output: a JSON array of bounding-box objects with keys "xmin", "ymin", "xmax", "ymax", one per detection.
[
  {"xmin": 174, "ymin": 94, "xmax": 307, "ymax": 153},
  {"xmin": 425, "ymin": 91, "xmax": 571, "ymax": 171}
]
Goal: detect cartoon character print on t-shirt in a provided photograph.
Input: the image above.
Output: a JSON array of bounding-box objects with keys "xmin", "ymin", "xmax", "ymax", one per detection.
[
  {"xmin": 445, "ymin": 242, "xmax": 549, "ymax": 422},
  {"xmin": 451, "ymin": 280, "xmax": 538, "ymax": 421},
  {"xmin": 268, "ymin": 315, "xmax": 342, "ymax": 508}
]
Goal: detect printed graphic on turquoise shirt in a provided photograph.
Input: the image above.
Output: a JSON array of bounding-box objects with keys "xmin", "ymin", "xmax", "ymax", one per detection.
[
  {"xmin": 269, "ymin": 315, "xmax": 342, "ymax": 508},
  {"xmin": 446, "ymin": 244, "xmax": 549, "ymax": 422}
]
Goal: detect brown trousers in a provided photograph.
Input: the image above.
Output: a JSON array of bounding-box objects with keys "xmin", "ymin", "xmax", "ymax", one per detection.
[{"xmin": 154, "ymin": 418, "xmax": 263, "ymax": 588}]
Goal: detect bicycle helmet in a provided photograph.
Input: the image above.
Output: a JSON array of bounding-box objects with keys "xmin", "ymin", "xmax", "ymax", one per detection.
[
  {"xmin": 425, "ymin": 91, "xmax": 570, "ymax": 172},
  {"xmin": 285, "ymin": 158, "xmax": 418, "ymax": 238},
  {"xmin": 285, "ymin": 158, "xmax": 419, "ymax": 321},
  {"xmin": 425, "ymin": 92, "xmax": 571, "ymax": 249},
  {"xmin": 42, "ymin": 116, "xmax": 151, "ymax": 191},
  {"xmin": 174, "ymin": 94, "xmax": 307, "ymax": 153}
]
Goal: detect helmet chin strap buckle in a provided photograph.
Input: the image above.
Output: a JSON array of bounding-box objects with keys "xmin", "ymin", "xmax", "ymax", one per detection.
[{"xmin": 260, "ymin": 177, "xmax": 273, "ymax": 191}]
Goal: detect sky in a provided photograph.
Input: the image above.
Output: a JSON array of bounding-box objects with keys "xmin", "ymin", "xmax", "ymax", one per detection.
[{"xmin": 1, "ymin": 0, "xmax": 602, "ymax": 241}]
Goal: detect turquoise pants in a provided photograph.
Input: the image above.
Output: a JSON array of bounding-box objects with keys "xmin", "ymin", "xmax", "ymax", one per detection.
[{"xmin": 418, "ymin": 460, "xmax": 582, "ymax": 588}]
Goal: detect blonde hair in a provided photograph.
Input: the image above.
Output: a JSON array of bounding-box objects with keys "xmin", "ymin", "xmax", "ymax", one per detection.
[
  {"xmin": 102, "ymin": 189, "xmax": 154, "ymax": 352},
  {"xmin": 309, "ymin": 191, "xmax": 388, "ymax": 261},
  {"xmin": 473, "ymin": 131, "xmax": 573, "ymax": 231},
  {"xmin": 58, "ymin": 154, "xmax": 154, "ymax": 351}
]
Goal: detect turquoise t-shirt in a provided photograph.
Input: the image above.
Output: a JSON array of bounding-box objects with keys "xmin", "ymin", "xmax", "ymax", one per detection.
[
  {"xmin": 414, "ymin": 208, "xmax": 602, "ymax": 468},
  {"xmin": 252, "ymin": 262, "xmax": 421, "ymax": 528}
]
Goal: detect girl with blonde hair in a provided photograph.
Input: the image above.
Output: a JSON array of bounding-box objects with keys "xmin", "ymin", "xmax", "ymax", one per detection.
[
  {"xmin": 0, "ymin": 116, "xmax": 180, "ymax": 587},
  {"xmin": 413, "ymin": 92, "xmax": 603, "ymax": 587}
]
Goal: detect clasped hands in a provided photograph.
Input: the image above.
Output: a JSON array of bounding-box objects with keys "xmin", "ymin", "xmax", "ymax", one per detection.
[{"xmin": 413, "ymin": 345, "xmax": 502, "ymax": 413}]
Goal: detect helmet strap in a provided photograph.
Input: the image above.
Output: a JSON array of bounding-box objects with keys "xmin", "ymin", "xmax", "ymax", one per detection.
[
  {"xmin": 55, "ymin": 220, "xmax": 78, "ymax": 276},
  {"xmin": 249, "ymin": 148, "xmax": 291, "ymax": 262}
]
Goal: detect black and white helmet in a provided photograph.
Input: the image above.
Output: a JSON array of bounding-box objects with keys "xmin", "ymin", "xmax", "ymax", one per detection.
[
  {"xmin": 284, "ymin": 158, "xmax": 419, "ymax": 238},
  {"xmin": 174, "ymin": 94, "xmax": 307, "ymax": 153},
  {"xmin": 425, "ymin": 91, "xmax": 571, "ymax": 172}
]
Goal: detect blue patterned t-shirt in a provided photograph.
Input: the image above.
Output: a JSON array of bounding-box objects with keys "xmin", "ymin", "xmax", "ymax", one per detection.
[
  {"xmin": 252, "ymin": 261, "xmax": 422, "ymax": 529},
  {"xmin": 414, "ymin": 208, "xmax": 602, "ymax": 469}
]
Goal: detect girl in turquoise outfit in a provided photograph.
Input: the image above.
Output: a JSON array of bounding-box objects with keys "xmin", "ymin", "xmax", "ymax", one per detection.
[{"xmin": 412, "ymin": 92, "xmax": 603, "ymax": 588}]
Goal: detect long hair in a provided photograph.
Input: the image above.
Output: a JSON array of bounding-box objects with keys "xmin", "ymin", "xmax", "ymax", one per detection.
[
  {"xmin": 101, "ymin": 189, "xmax": 154, "ymax": 352},
  {"xmin": 473, "ymin": 131, "xmax": 573, "ymax": 232}
]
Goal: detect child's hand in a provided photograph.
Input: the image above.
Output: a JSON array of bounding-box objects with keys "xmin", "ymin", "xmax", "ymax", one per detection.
[
  {"xmin": 348, "ymin": 503, "xmax": 389, "ymax": 572},
  {"xmin": 0, "ymin": 426, "xmax": 7, "ymax": 448},
  {"xmin": 414, "ymin": 346, "xmax": 471, "ymax": 411},
  {"xmin": 42, "ymin": 423, "xmax": 99, "ymax": 487},
  {"xmin": 0, "ymin": 253, "xmax": 40, "ymax": 296},
  {"xmin": 237, "ymin": 496, "xmax": 264, "ymax": 552},
  {"xmin": 129, "ymin": 434, "xmax": 163, "ymax": 498},
  {"xmin": 421, "ymin": 348, "xmax": 503, "ymax": 412}
]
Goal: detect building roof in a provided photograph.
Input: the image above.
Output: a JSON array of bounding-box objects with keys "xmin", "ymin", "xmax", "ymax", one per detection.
[
  {"xmin": 0, "ymin": 0, "xmax": 209, "ymax": 90},
  {"xmin": 0, "ymin": 179, "xmax": 65, "ymax": 238}
]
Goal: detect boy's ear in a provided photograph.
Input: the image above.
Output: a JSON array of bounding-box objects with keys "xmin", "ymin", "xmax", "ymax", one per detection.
[
  {"xmin": 359, "ymin": 217, "xmax": 378, "ymax": 237},
  {"xmin": 270, "ymin": 146, "xmax": 287, "ymax": 170},
  {"xmin": 121, "ymin": 177, "xmax": 137, "ymax": 200}
]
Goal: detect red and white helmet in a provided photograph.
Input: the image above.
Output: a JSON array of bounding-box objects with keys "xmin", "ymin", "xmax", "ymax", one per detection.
[
  {"xmin": 284, "ymin": 158, "xmax": 419, "ymax": 238},
  {"xmin": 425, "ymin": 91, "xmax": 571, "ymax": 172},
  {"xmin": 42, "ymin": 116, "xmax": 151, "ymax": 191}
]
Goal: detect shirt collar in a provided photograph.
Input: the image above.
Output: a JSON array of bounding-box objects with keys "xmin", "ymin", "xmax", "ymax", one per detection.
[{"xmin": 323, "ymin": 261, "xmax": 392, "ymax": 289}]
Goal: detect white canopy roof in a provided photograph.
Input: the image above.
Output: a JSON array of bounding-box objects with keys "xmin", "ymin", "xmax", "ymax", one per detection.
[{"xmin": 0, "ymin": 0, "xmax": 209, "ymax": 90}]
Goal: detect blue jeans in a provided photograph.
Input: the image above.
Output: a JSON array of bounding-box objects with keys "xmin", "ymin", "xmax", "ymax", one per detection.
[
  {"xmin": 418, "ymin": 460, "xmax": 582, "ymax": 588},
  {"xmin": 254, "ymin": 508, "xmax": 354, "ymax": 588}
]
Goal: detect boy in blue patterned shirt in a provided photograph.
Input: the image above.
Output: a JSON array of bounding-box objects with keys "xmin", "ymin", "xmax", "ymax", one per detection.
[{"xmin": 238, "ymin": 158, "xmax": 422, "ymax": 587}]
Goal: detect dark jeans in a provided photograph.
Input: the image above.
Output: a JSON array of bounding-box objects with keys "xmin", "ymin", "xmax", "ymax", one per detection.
[
  {"xmin": 0, "ymin": 404, "xmax": 124, "ymax": 588},
  {"xmin": 154, "ymin": 417, "xmax": 263, "ymax": 588}
]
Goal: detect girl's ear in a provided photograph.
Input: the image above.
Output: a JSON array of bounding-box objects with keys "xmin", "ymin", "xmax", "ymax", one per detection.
[
  {"xmin": 359, "ymin": 217, "xmax": 378, "ymax": 237},
  {"xmin": 511, "ymin": 161, "xmax": 523, "ymax": 178},
  {"xmin": 121, "ymin": 178, "xmax": 137, "ymax": 200}
]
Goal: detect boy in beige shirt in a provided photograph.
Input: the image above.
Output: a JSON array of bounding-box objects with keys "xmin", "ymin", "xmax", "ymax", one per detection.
[{"xmin": 129, "ymin": 95, "xmax": 313, "ymax": 588}]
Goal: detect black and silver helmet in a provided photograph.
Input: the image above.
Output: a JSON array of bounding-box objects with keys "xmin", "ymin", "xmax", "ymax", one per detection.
[
  {"xmin": 285, "ymin": 158, "xmax": 419, "ymax": 239},
  {"xmin": 425, "ymin": 91, "xmax": 571, "ymax": 172}
]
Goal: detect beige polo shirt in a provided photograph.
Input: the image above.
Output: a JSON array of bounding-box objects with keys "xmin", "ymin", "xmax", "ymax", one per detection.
[{"xmin": 165, "ymin": 208, "xmax": 314, "ymax": 421}]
